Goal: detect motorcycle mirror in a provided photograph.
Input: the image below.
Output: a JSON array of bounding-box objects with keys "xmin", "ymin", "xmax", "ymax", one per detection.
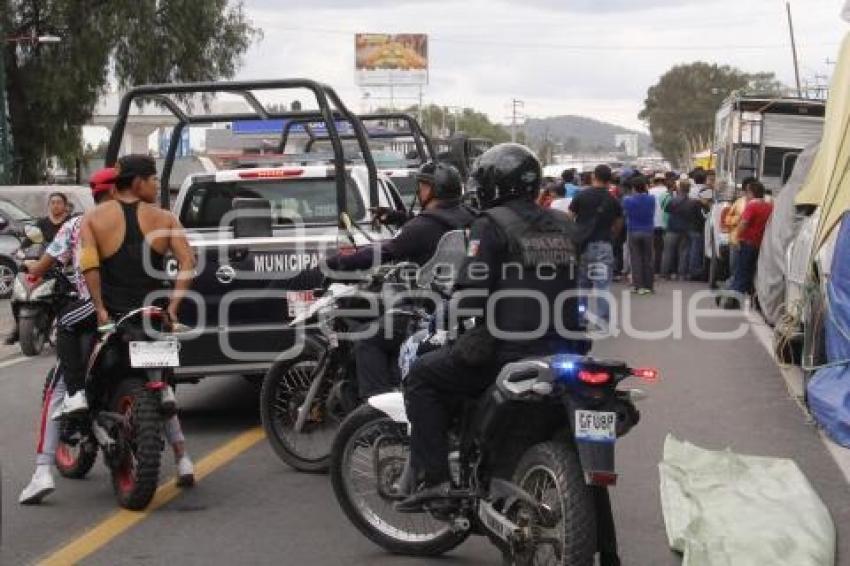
[{"xmin": 24, "ymin": 225, "xmax": 44, "ymax": 244}]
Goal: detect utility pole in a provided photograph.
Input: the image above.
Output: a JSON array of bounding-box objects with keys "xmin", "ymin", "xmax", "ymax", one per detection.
[
  {"xmin": 786, "ymin": 1, "xmax": 803, "ymax": 98},
  {"xmin": 510, "ymin": 98, "xmax": 524, "ymax": 143}
]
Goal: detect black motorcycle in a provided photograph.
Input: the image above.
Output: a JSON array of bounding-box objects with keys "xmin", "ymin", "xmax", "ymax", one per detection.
[
  {"xmin": 260, "ymin": 263, "xmax": 429, "ymax": 473},
  {"xmin": 52, "ymin": 306, "xmax": 180, "ymax": 510},
  {"xmin": 330, "ymin": 351, "xmax": 656, "ymax": 565}
]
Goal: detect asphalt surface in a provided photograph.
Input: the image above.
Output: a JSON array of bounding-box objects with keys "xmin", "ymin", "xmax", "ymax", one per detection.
[{"xmin": 1, "ymin": 284, "xmax": 849, "ymax": 565}]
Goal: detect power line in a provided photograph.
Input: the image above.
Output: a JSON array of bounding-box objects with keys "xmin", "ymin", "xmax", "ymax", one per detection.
[{"xmin": 274, "ymin": 25, "xmax": 839, "ymax": 52}]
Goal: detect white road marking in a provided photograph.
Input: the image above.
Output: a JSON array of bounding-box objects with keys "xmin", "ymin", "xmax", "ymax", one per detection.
[
  {"xmin": 0, "ymin": 355, "xmax": 29, "ymax": 370},
  {"xmin": 748, "ymin": 310, "xmax": 850, "ymax": 484}
]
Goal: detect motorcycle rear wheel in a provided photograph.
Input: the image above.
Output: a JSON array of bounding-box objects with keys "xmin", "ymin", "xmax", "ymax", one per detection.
[
  {"xmin": 260, "ymin": 343, "xmax": 341, "ymax": 473},
  {"xmin": 330, "ymin": 405, "xmax": 468, "ymax": 557},
  {"xmin": 19, "ymin": 315, "xmax": 46, "ymax": 356},
  {"xmin": 512, "ymin": 441, "xmax": 596, "ymax": 566},
  {"xmin": 110, "ymin": 378, "xmax": 164, "ymax": 510}
]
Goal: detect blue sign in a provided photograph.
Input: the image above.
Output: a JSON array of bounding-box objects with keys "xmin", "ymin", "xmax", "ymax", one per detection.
[{"xmin": 231, "ymin": 119, "xmax": 354, "ymax": 136}]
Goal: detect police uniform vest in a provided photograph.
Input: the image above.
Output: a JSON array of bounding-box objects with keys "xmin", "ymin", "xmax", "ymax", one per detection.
[{"xmin": 483, "ymin": 202, "xmax": 582, "ymax": 357}]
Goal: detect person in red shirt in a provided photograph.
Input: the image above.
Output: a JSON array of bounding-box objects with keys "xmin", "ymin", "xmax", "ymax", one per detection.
[{"xmin": 726, "ymin": 180, "xmax": 773, "ymax": 307}]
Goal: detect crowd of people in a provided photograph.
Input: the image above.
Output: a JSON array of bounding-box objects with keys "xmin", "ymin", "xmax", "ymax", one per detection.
[{"xmin": 536, "ymin": 163, "xmax": 774, "ymax": 313}]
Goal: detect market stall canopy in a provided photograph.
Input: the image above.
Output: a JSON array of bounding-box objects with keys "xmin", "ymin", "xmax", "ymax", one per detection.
[{"xmin": 795, "ymin": 33, "xmax": 850, "ymax": 251}]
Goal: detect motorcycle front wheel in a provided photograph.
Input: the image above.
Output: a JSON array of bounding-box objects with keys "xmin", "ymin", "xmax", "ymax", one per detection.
[
  {"xmin": 110, "ymin": 378, "xmax": 164, "ymax": 510},
  {"xmin": 330, "ymin": 405, "xmax": 468, "ymax": 557},
  {"xmin": 260, "ymin": 341, "xmax": 344, "ymax": 473},
  {"xmin": 512, "ymin": 441, "xmax": 596, "ymax": 566},
  {"xmin": 19, "ymin": 314, "xmax": 46, "ymax": 356}
]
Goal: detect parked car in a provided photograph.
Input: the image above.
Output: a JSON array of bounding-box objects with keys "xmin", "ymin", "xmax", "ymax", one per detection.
[{"xmin": 0, "ymin": 198, "xmax": 35, "ymax": 297}]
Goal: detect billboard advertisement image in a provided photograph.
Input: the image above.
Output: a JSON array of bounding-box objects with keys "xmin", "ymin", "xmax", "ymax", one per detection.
[{"xmin": 355, "ymin": 33, "xmax": 428, "ymax": 86}]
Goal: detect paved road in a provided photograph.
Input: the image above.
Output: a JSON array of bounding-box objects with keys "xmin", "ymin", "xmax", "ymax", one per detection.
[{"xmin": 1, "ymin": 282, "xmax": 848, "ymax": 565}]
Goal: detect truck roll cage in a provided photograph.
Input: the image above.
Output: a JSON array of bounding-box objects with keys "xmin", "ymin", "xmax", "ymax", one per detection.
[
  {"xmin": 103, "ymin": 79, "xmax": 379, "ymax": 221},
  {"xmin": 277, "ymin": 112, "xmax": 436, "ymax": 166}
]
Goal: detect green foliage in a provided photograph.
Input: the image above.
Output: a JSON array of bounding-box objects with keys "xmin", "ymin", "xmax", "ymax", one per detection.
[
  {"xmin": 405, "ymin": 104, "xmax": 510, "ymax": 143},
  {"xmin": 639, "ymin": 62, "xmax": 785, "ymax": 166},
  {"xmin": 1, "ymin": 0, "xmax": 259, "ymax": 183}
]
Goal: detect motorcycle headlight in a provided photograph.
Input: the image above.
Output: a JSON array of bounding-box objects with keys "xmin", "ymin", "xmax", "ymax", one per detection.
[
  {"xmin": 30, "ymin": 278, "xmax": 56, "ymax": 300},
  {"xmin": 12, "ymin": 276, "xmax": 27, "ymax": 300}
]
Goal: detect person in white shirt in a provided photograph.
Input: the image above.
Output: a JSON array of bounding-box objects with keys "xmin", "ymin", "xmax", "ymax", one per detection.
[{"xmin": 649, "ymin": 173, "xmax": 670, "ymax": 273}]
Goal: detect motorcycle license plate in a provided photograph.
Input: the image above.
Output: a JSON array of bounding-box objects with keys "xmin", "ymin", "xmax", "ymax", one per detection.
[
  {"xmin": 575, "ymin": 410, "xmax": 617, "ymax": 443},
  {"xmin": 286, "ymin": 290, "xmax": 315, "ymax": 319},
  {"xmin": 129, "ymin": 341, "xmax": 180, "ymax": 368}
]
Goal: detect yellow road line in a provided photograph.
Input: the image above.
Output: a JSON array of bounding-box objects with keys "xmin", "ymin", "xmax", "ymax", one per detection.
[{"xmin": 37, "ymin": 426, "xmax": 266, "ymax": 566}]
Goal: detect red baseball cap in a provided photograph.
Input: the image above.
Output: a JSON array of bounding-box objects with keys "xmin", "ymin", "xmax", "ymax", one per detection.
[{"xmin": 89, "ymin": 167, "xmax": 117, "ymax": 196}]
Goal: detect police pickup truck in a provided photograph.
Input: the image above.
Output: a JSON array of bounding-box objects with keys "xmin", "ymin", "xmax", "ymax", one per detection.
[
  {"xmin": 168, "ymin": 162, "xmax": 405, "ymax": 380},
  {"xmin": 102, "ymin": 79, "xmax": 409, "ymax": 381}
]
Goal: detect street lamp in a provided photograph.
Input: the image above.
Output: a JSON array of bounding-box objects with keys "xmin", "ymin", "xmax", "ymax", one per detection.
[{"xmin": 0, "ymin": 30, "xmax": 63, "ymax": 183}]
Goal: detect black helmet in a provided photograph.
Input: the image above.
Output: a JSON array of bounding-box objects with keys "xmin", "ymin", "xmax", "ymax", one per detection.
[
  {"xmin": 469, "ymin": 143, "xmax": 541, "ymax": 209},
  {"xmin": 415, "ymin": 161, "xmax": 463, "ymax": 200}
]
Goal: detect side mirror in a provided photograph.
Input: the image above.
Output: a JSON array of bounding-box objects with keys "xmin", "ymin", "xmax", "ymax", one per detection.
[
  {"xmin": 24, "ymin": 224, "xmax": 44, "ymax": 244},
  {"xmin": 0, "ymin": 216, "xmax": 8, "ymax": 232}
]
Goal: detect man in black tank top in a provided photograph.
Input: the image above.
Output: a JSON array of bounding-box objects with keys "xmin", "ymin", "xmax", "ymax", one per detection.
[
  {"xmin": 75, "ymin": 156, "xmax": 195, "ymax": 407},
  {"xmin": 80, "ymin": 155, "xmax": 195, "ymax": 329}
]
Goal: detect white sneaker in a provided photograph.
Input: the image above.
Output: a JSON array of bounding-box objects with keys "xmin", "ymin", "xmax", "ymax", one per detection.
[
  {"xmin": 176, "ymin": 455, "xmax": 195, "ymax": 488},
  {"xmin": 51, "ymin": 391, "xmax": 88, "ymax": 420},
  {"xmin": 19, "ymin": 465, "xmax": 55, "ymax": 504}
]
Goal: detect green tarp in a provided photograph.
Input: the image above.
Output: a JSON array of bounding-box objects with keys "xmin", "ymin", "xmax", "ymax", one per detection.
[{"xmin": 659, "ymin": 435, "xmax": 835, "ymax": 566}]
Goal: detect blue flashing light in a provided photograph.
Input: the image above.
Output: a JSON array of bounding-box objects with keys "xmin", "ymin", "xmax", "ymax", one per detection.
[{"xmin": 550, "ymin": 354, "xmax": 582, "ymax": 383}]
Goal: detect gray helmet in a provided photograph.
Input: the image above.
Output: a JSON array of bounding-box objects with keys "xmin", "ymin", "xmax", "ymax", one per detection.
[{"xmin": 415, "ymin": 161, "xmax": 463, "ymax": 199}]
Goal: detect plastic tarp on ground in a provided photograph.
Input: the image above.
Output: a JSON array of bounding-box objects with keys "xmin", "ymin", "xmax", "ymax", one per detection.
[
  {"xmin": 807, "ymin": 213, "xmax": 850, "ymax": 447},
  {"xmin": 659, "ymin": 435, "xmax": 835, "ymax": 566},
  {"xmin": 756, "ymin": 143, "xmax": 820, "ymax": 325}
]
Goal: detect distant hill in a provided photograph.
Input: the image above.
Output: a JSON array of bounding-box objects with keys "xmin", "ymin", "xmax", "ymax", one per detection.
[{"xmin": 523, "ymin": 115, "xmax": 651, "ymax": 153}]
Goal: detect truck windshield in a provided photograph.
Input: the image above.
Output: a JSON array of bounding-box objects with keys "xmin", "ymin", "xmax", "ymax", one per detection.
[{"xmin": 180, "ymin": 178, "xmax": 365, "ymax": 229}]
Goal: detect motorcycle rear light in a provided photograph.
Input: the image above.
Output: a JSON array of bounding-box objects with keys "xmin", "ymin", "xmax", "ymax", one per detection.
[
  {"xmin": 585, "ymin": 471, "xmax": 618, "ymax": 486},
  {"xmin": 632, "ymin": 367, "xmax": 659, "ymax": 383},
  {"xmin": 25, "ymin": 274, "xmax": 41, "ymax": 285},
  {"xmin": 145, "ymin": 381, "xmax": 167, "ymax": 391},
  {"xmin": 577, "ymin": 370, "xmax": 611, "ymax": 385}
]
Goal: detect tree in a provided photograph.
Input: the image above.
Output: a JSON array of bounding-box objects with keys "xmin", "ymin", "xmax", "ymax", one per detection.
[
  {"xmin": 639, "ymin": 62, "xmax": 785, "ymax": 167},
  {"xmin": 409, "ymin": 104, "xmax": 511, "ymax": 143},
  {"xmin": 1, "ymin": 0, "xmax": 259, "ymax": 183}
]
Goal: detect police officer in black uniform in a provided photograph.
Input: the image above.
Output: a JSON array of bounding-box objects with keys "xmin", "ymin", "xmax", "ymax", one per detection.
[
  {"xmin": 326, "ymin": 161, "xmax": 475, "ymax": 397},
  {"xmin": 398, "ymin": 143, "xmax": 589, "ymax": 508}
]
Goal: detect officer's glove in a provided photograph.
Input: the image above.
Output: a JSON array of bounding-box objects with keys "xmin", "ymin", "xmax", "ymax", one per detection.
[{"xmin": 370, "ymin": 207, "xmax": 409, "ymax": 228}]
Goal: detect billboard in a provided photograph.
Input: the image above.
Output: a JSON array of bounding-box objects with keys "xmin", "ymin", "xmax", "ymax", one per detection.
[{"xmin": 355, "ymin": 33, "xmax": 428, "ymax": 86}]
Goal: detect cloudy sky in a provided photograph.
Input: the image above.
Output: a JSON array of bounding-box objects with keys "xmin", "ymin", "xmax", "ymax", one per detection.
[{"xmin": 234, "ymin": 0, "xmax": 848, "ymax": 132}]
